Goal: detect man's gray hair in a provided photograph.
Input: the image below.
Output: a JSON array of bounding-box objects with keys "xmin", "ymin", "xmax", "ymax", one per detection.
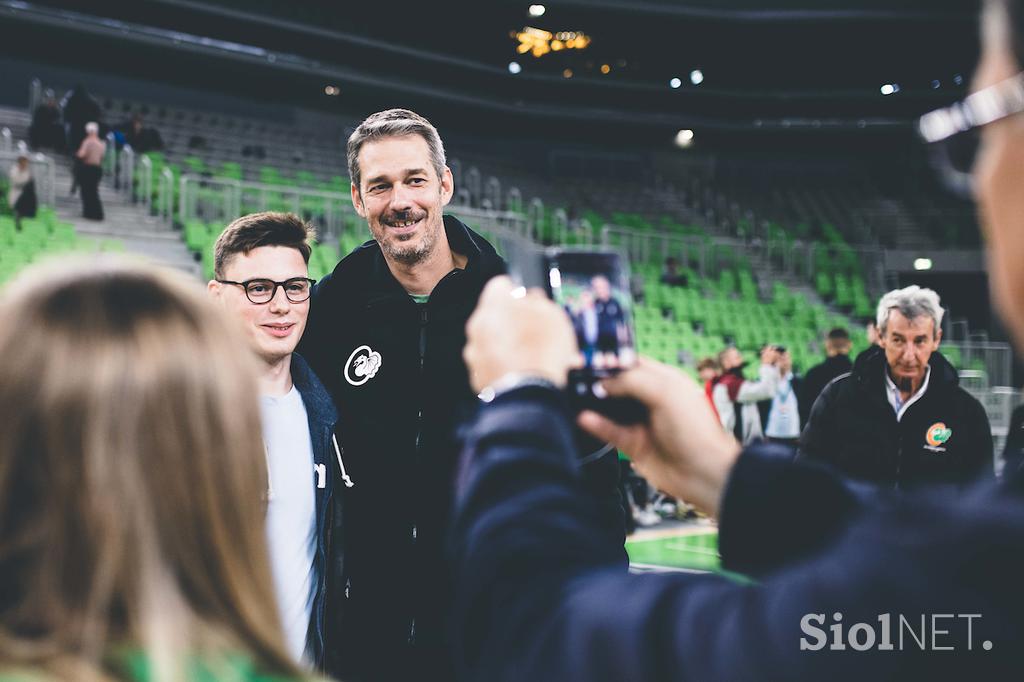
[
  {"xmin": 85, "ymin": 121, "xmax": 99, "ymax": 135},
  {"xmin": 875, "ymin": 285, "xmax": 944, "ymax": 337},
  {"xmin": 346, "ymin": 109, "xmax": 446, "ymax": 194}
]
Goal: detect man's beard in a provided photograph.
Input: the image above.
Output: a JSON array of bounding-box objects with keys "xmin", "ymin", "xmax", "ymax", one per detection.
[
  {"xmin": 376, "ymin": 210, "xmax": 436, "ymax": 266},
  {"xmin": 887, "ymin": 365, "xmax": 915, "ymax": 393}
]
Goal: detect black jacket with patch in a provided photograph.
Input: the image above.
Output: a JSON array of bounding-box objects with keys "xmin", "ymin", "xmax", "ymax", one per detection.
[
  {"xmin": 298, "ymin": 215, "xmax": 624, "ymax": 680},
  {"xmin": 798, "ymin": 346, "xmax": 993, "ymax": 490}
]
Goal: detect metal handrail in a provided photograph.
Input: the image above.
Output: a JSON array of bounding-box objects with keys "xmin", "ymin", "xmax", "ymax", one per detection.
[
  {"xmin": 137, "ymin": 155, "xmax": 153, "ymax": 212},
  {"xmin": 177, "ymin": 174, "xmax": 531, "ymax": 244},
  {"xmin": 159, "ymin": 166, "xmax": 174, "ymax": 222}
]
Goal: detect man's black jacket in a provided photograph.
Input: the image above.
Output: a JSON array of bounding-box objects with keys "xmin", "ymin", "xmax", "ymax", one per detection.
[
  {"xmin": 799, "ymin": 353, "xmax": 853, "ymax": 427},
  {"xmin": 799, "ymin": 346, "xmax": 993, "ymax": 489},
  {"xmin": 451, "ymin": 385, "xmax": 1023, "ymax": 682},
  {"xmin": 298, "ymin": 215, "xmax": 624, "ymax": 680}
]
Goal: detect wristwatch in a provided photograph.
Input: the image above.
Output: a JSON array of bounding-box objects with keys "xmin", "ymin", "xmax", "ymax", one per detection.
[{"xmin": 478, "ymin": 372, "xmax": 560, "ymax": 403}]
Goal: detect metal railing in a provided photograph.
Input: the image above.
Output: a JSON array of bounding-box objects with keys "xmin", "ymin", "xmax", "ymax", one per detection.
[
  {"xmin": 1, "ymin": 128, "xmax": 11, "ymax": 153},
  {"xmin": 0, "ymin": 150, "xmax": 56, "ymax": 207},
  {"xmin": 944, "ymin": 341, "xmax": 1014, "ymax": 389},
  {"xmin": 176, "ymin": 174, "xmax": 532, "ymax": 245},
  {"xmin": 598, "ymin": 224, "xmax": 886, "ymax": 294},
  {"xmin": 135, "ymin": 155, "xmax": 153, "ymax": 212},
  {"xmin": 178, "ymin": 175, "xmax": 355, "ymax": 238}
]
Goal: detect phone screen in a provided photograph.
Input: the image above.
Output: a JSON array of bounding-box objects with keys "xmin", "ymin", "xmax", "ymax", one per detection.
[{"xmin": 545, "ymin": 249, "xmax": 637, "ymax": 375}]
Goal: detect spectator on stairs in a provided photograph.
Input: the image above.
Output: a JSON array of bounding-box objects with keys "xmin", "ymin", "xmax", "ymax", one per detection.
[{"xmin": 76, "ymin": 122, "xmax": 106, "ymax": 221}]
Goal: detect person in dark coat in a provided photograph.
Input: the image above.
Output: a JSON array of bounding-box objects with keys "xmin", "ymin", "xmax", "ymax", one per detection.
[
  {"xmin": 799, "ymin": 286, "xmax": 993, "ymax": 490},
  {"xmin": 445, "ymin": 0, "xmax": 1024, "ymax": 678},
  {"xmin": 296, "ymin": 109, "xmax": 624, "ymax": 681},
  {"xmin": 799, "ymin": 327, "xmax": 853, "ymax": 427},
  {"xmin": 29, "ymin": 93, "xmax": 64, "ymax": 152},
  {"xmin": 450, "ymin": 275, "xmax": 1024, "ymax": 682}
]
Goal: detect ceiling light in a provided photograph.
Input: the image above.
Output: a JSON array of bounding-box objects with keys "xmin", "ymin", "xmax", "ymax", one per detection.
[
  {"xmin": 508, "ymin": 61, "xmax": 522, "ymax": 74},
  {"xmin": 600, "ymin": 64, "xmax": 611, "ymax": 74},
  {"xmin": 669, "ymin": 77, "xmax": 682, "ymax": 89},
  {"xmin": 914, "ymin": 258, "xmax": 933, "ymax": 271},
  {"xmin": 528, "ymin": 4, "xmax": 546, "ymax": 17},
  {"xmin": 880, "ymin": 83, "xmax": 896, "ymax": 95},
  {"xmin": 675, "ymin": 129, "xmax": 695, "ymax": 148},
  {"xmin": 690, "ymin": 69, "xmax": 704, "ymax": 85},
  {"xmin": 931, "ymin": 80, "xmax": 941, "ymax": 89},
  {"xmin": 563, "ymin": 68, "xmax": 573, "ymax": 78}
]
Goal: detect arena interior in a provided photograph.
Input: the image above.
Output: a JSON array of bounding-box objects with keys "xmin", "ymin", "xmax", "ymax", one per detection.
[{"xmin": 0, "ymin": 0, "xmax": 1010, "ymax": 574}]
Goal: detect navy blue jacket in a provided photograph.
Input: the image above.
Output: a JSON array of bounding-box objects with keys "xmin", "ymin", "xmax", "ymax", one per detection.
[
  {"xmin": 289, "ymin": 353, "xmax": 348, "ymax": 674},
  {"xmin": 451, "ymin": 385, "xmax": 1024, "ymax": 681}
]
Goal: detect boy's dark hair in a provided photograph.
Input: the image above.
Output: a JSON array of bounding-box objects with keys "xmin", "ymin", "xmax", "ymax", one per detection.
[{"xmin": 213, "ymin": 212, "xmax": 315, "ymax": 279}]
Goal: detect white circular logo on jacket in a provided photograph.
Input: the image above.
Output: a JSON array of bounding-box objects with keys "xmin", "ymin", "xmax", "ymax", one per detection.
[{"xmin": 344, "ymin": 345, "xmax": 382, "ymax": 386}]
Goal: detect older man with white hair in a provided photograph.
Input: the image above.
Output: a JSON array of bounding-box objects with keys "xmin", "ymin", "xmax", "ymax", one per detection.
[
  {"xmin": 798, "ymin": 285, "xmax": 992, "ymax": 489},
  {"xmin": 75, "ymin": 121, "xmax": 105, "ymax": 220}
]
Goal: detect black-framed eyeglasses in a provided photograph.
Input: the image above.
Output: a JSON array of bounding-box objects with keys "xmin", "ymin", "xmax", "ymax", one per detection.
[
  {"xmin": 918, "ymin": 71, "xmax": 1024, "ymax": 198},
  {"xmin": 217, "ymin": 277, "xmax": 316, "ymax": 304}
]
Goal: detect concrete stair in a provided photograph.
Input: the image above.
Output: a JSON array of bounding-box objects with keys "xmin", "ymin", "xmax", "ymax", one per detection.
[
  {"xmin": 1, "ymin": 105, "xmax": 200, "ymax": 278},
  {"xmin": 52, "ymin": 157, "xmax": 202, "ymax": 278}
]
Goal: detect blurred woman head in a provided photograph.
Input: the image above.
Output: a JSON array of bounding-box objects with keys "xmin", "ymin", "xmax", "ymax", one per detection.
[{"xmin": 0, "ymin": 259, "xmax": 300, "ymax": 680}]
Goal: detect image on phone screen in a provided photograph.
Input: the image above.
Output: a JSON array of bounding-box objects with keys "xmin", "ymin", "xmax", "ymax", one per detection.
[{"xmin": 547, "ymin": 250, "xmax": 637, "ymax": 375}]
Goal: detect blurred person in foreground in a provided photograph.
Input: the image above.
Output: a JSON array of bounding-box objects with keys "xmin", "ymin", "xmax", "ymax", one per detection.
[
  {"xmin": 800, "ymin": 286, "xmax": 992, "ymax": 489},
  {"xmin": 799, "ymin": 326, "xmax": 853, "ymax": 427},
  {"xmin": 0, "ymin": 259, "xmax": 311, "ymax": 681},
  {"xmin": 449, "ymin": 3, "xmax": 1024, "ymax": 676}
]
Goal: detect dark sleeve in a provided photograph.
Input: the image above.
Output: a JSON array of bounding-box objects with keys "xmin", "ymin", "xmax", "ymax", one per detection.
[
  {"xmin": 450, "ymin": 389, "xmax": 1020, "ymax": 681},
  {"xmin": 965, "ymin": 394, "xmax": 995, "ymax": 482},
  {"xmin": 798, "ymin": 368, "xmax": 816, "ymax": 423},
  {"xmin": 1002, "ymin": 406, "xmax": 1024, "ymax": 477},
  {"xmin": 717, "ymin": 443, "xmax": 867, "ymax": 576},
  {"xmin": 295, "ymin": 272, "xmax": 332, "ymax": 378},
  {"xmin": 576, "ymin": 431, "xmax": 627, "ymax": 545},
  {"xmin": 797, "ymin": 380, "xmax": 840, "ymax": 463}
]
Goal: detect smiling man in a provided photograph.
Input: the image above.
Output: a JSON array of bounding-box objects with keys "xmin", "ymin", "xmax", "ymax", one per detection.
[
  {"xmin": 799, "ymin": 285, "xmax": 992, "ymax": 489},
  {"xmin": 208, "ymin": 212, "xmax": 351, "ymax": 673},
  {"xmin": 297, "ymin": 109, "xmax": 625, "ymax": 681}
]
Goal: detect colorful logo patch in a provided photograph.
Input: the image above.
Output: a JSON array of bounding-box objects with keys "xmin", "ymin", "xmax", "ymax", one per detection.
[{"xmin": 926, "ymin": 422, "xmax": 953, "ymax": 447}]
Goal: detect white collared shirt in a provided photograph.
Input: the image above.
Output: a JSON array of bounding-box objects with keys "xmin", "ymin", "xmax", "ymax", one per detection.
[{"xmin": 885, "ymin": 365, "xmax": 931, "ymax": 422}]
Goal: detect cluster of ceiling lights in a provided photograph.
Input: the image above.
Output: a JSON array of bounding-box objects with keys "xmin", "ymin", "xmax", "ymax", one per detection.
[{"xmin": 514, "ymin": 26, "xmax": 592, "ymax": 59}]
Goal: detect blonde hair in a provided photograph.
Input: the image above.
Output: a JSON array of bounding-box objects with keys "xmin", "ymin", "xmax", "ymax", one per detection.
[{"xmin": 0, "ymin": 259, "xmax": 302, "ymax": 681}]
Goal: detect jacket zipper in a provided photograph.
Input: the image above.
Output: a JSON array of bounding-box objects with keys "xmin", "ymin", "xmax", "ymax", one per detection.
[
  {"xmin": 408, "ymin": 303, "xmax": 429, "ymax": 646},
  {"xmin": 316, "ymin": 428, "xmax": 332, "ymax": 664}
]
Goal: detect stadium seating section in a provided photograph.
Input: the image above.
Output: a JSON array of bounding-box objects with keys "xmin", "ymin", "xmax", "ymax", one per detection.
[{"xmin": 0, "ymin": 207, "xmax": 124, "ymax": 285}]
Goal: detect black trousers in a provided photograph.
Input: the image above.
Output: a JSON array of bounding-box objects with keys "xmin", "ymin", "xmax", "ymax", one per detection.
[{"xmin": 78, "ymin": 164, "xmax": 103, "ymax": 220}]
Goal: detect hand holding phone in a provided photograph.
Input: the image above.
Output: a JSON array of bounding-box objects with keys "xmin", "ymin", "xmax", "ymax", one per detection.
[{"xmin": 503, "ymin": 240, "xmax": 647, "ymax": 424}]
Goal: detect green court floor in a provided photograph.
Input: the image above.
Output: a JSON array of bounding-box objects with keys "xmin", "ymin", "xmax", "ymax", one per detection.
[{"xmin": 625, "ymin": 529, "xmax": 721, "ymax": 572}]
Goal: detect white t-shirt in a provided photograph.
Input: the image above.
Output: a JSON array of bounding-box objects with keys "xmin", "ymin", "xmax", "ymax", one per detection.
[
  {"xmin": 261, "ymin": 385, "xmax": 318, "ymax": 663},
  {"xmin": 765, "ymin": 372, "xmax": 800, "ymax": 438}
]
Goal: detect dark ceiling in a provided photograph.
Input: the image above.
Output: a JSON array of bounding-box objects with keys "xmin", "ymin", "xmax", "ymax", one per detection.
[{"xmin": 0, "ymin": 0, "xmax": 983, "ymax": 143}]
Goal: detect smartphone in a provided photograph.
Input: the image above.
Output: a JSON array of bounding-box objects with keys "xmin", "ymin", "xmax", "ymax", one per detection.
[{"xmin": 504, "ymin": 238, "xmax": 647, "ymax": 424}]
